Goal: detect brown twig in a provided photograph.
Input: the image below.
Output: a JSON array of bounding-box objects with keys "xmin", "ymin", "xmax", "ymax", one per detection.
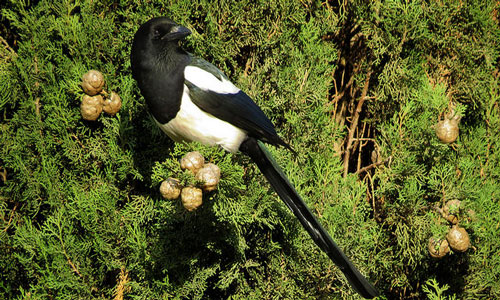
[
  {"xmin": 113, "ymin": 267, "xmax": 130, "ymax": 300},
  {"xmin": 71, "ymin": 134, "xmax": 86, "ymax": 149},
  {"xmin": 64, "ymin": 250, "xmax": 83, "ymax": 278},
  {"xmin": 352, "ymin": 137, "xmax": 376, "ymax": 142},
  {"xmin": 354, "ymin": 156, "xmax": 391, "ymax": 175},
  {"xmin": 2, "ymin": 202, "xmax": 19, "ymax": 232},
  {"xmin": 329, "ymin": 64, "xmax": 361, "ymax": 108},
  {"xmin": 243, "ymin": 56, "xmax": 252, "ymax": 77},
  {"xmin": 343, "ymin": 70, "xmax": 372, "ymax": 177},
  {"xmin": 35, "ymin": 97, "xmax": 41, "ymax": 118},
  {"xmin": 364, "ymin": 171, "xmax": 377, "ymax": 215},
  {"xmin": 354, "ymin": 123, "xmax": 369, "ymax": 172},
  {"xmin": 357, "ymin": 130, "xmax": 363, "ymax": 172},
  {"xmin": 0, "ymin": 36, "xmax": 17, "ymax": 58},
  {"xmin": 58, "ymin": 233, "xmax": 83, "ymax": 278},
  {"xmin": 329, "ymin": 75, "xmax": 355, "ymax": 106},
  {"xmin": 299, "ymin": 67, "xmax": 310, "ymax": 93},
  {"xmin": 56, "ymin": 221, "xmax": 83, "ymax": 278},
  {"xmin": 0, "ymin": 167, "xmax": 6, "ymax": 183}
]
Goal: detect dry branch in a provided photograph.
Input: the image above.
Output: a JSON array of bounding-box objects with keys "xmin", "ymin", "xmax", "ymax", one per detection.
[{"xmin": 343, "ymin": 70, "xmax": 372, "ymax": 177}]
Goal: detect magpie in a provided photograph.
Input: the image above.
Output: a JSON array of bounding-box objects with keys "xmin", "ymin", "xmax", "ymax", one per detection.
[{"xmin": 130, "ymin": 17, "xmax": 379, "ymax": 299}]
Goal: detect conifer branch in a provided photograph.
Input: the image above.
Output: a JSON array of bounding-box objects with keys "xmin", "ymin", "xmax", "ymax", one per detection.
[
  {"xmin": 343, "ymin": 70, "xmax": 372, "ymax": 177},
  {"xmin": 34, "ymin": 97, "xmax": 41, "ymax": 118},
  {"xmin": 71, "ymin": 134, "xmax": 86, "ymax": 148},
  {"xmin": 56, "ymin": 224, "xmax": 83, "ymax": 278},
  {"xmin": 355, "ymin": 122, "xmax": 368, "ymax": 172},
  {"xmin": 0, "ymin": 36, "xmax": 17, "ymax": 58},
  {"xmin": 0, "ymin": 167, "xmax": 6, "ymax": 183},
  {"xmin": 61, "ymin": 244, "xmax": 82, "ymax": 278},
  {"xmin": 243, "ymin": 56, "xmax": 252, "ymax": 77},
  {"xmin": 364, "ymin": 171, "xmax": 377, "ymax": 216},
  {"xmin": 355, "ymin": 156, "xmax": 391, "ymax": 175},
  {"xmin": 64, "ymin": 251, "xmax": 83, "ymax": 278},
  {"xmin": 329, "ymin": 64, "xmax": 360, "ymax": 107},
  {"xmin": 113, "ymin": 267, "xmax": 130, "ymax": 300},
  {"xmin": 2, "ymin": 202, "xmax": 18, "ymax": 232}
]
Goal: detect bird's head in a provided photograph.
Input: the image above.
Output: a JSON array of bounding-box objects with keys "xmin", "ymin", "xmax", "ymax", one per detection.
[
  {"xmin": 131, "ymin": 17, "xmax": 191, "ymax": 64},
  {"xmin": 137, "ymin": 17, "xmax": 191, "ymax": 42}
]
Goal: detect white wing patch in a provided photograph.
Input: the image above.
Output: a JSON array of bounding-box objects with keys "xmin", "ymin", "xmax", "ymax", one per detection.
[
  {"xmin": 184, "ymin": 65, "xmax": 240, "ymax": 94},
  {"xmin": 156, "ymin": 86, "xmax": 247, "ymax": 153}
]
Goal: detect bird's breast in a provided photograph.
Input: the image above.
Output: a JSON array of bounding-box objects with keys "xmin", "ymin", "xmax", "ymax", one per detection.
[{"xmin": 156, "ymin": 86, "xmax": 248, "ymax": 153}]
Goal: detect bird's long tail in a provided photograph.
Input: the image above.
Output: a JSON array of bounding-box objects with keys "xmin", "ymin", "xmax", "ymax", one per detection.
[{"xmin": 239, "ymin": 137, "xmax": 379, "ymax": 299}]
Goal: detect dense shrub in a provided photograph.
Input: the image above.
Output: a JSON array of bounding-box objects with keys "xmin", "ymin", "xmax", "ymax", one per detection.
[{"xmin": 1, "ymin": 1, "xmax": 499, "ymax": 299}]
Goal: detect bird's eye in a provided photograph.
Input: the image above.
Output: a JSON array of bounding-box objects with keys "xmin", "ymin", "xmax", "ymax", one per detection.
[{"xmin": 153, "ymin": 29, "xmax": 160, "ymax": 38}]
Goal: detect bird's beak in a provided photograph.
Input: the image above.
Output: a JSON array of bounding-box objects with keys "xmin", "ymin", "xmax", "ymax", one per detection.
[{"xmin": 162, "ymin": 25, "xmax": 191, "ymax": 41}]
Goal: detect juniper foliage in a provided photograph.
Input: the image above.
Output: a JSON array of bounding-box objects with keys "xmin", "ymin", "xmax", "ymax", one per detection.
[{"xmin": 0, "ymin": 0, "xmax": 499, "ymax": 299}]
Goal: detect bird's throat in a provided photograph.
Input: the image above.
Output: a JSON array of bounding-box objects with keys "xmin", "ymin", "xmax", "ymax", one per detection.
[{"xmin": 139, "ymin": 53, "xmax": 190, "ymax": 124}]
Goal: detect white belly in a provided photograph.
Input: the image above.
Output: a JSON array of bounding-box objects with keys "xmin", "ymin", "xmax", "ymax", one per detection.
[{"xmin": 156, "ymin": 87, "xmax": 247, "ymax": 153}]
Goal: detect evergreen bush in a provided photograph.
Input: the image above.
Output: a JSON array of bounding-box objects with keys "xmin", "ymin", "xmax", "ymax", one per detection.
[{"xmin": 1, "ymin": 0, "xmax": 499, "ymax": 299}]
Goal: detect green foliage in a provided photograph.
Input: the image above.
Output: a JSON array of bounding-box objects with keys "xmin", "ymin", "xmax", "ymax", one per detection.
[
  {"xmin": 423, "ymin": 278, "xmax": 457, "ymax": 300},
  {"xmin": 1, "ymin": 0, "xmax": 499, "ymax": 299}
]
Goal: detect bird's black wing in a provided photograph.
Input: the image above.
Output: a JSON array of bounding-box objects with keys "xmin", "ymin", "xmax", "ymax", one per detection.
[{"xmin": 185, "ymin": 57, "xmax": 290, "ymax": 149}]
